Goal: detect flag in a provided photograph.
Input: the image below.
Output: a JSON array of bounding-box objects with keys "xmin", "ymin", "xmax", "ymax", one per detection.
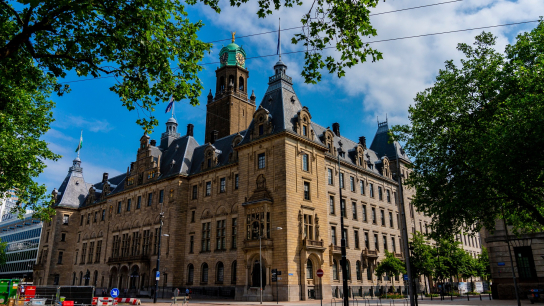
[
  {"xmin": 165, "ymin": 96, "xmax": 174, "ymax": 113},
  {"xmin": 276, "ymin": 18, "xmax": 281, "ymax": 56},
  {"xmin": 75, "ymin": 132, "xmax": 83, "ymax": 153}
]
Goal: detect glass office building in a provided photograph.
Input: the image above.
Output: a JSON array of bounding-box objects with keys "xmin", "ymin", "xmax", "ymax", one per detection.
[{"xmin": 0, "ymin": 213, "xmax": 42, "ymax": 280}]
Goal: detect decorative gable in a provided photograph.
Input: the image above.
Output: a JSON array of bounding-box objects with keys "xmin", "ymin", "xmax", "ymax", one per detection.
[
  {"xmin": 201, "ymin": 144, "xmax": 221, "ymax": 171},
  {"xmin": 250, "ymin": 105, "xmax": 273, "ymax": 140},
  {"xmin": 296, "ymin": 106, "xmax": 314, "ymax": 140}
]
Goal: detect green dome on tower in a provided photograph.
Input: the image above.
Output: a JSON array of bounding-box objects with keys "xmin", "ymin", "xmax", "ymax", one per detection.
[{"xmin": 219, "ymin": 32, "xmax": 247, "ymax": 68}]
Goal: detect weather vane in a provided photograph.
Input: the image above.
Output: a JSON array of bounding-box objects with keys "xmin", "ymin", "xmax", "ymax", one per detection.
[{"xmin": 231, "ymin": 31, "xmax": 236, "ymax": 43}]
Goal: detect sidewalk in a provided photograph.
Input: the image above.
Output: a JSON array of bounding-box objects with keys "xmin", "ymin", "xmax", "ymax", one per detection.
[{"xmin": 138, "ymin": 297, "xmax": 533, "ymax": 306}]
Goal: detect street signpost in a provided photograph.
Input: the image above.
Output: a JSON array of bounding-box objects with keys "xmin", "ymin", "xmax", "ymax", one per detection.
[
  {"xmin": 110, "ymin": 288, "xmax": 119, "ymax": 298},
  {"xmin": 317, "ymin": 269, "xmax": 324, "ymax": 306},
  {"xmin": 272, "ymin": 269, "xmax": 281, "ymax": 304},
  {"xmin": 156, "ymin": 271, "xmax": 160, "ymax": 280}
]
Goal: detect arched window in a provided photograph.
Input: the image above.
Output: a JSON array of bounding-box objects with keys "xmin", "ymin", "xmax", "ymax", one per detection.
[
  {"xmin": 356, "ymin": 261, "xmax": 362, "ymax": 280},
  {"xmin": 367, "ymin": 265, "xmax": 372, "ymax": 280},
  {"xmin": 332, "ymin": 260, "xmax": 338, "ymax": 280},
  {"xmin": 216, "ymin": 262, "xmax": 224, "ymax": 283},
  {"xmin": 228, "ymin": 75, "xmax": 234, "ymax": 88},
  {"xmin": 93, "ymin": 270, "xmax": 98, "ymax": 286},
  {"xmin": 306, "ymin": 259, "xmax": 313, "ymax": 279},
  {"xmin": 79, "ymin": 271, "xmax": 83, "ymax": 285},
  {"xmin": 219, "ymin": 76, "xmax": 225, "ymax": 91},
  {"xmin": 187, "ymin": 264, "xmax": 194, "ymax": 284},
  {"xmin": 239, "ymin": 76, "xmax": 244, "ymax": 91},
  {"xmin": 201, "ymin": 263, "xmax": 209, "ymax": 283},
  {"xmin": 231, "ymin": 261, "xmax": 237, "ymax": 284},
  {"xmin": 72, "ymin": 272, "xmax": 76, "ymax": 285}
]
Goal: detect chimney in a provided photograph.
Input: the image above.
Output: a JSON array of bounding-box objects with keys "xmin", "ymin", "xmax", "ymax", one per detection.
[
  {"xmin": 359, "ymin": 136, "xmax": 367, "ymax": 149},
  {"xmin": 211, "ymin": 130, "xmax": 219, "ymax": 144},
  {"xmin": 332, "ymin": 123, "xmax": 340, "ymax": 137},
  {"xmin": 102, "ymin": 173, "xmax": 109, "ymax": 183},
  {"xmin": 150, "ymin": 139, "xmax": 157, "ymax": 146},
  {"xmin": 187, "ymin": 124, "xmax": 194, "ymax": 137}
]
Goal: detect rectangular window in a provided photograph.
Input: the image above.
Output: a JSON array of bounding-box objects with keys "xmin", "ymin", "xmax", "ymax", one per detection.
[
  {"xmin": 393, "ymin": 192, "xmax": 397, "ymax": 204},
  {"xmin": 101, "ymin": 209, "xmax": 105, "ymax": 221},
  {"xmin": 386, "ymin": 190, "xmax": 391, "ymax": 203},
  {"xmin": 360, "ymin": 180, "xmax": 364, "ymax": 195},
  {"xmin": 127, "ymin": 199, "xmax": 131, "ymax": 211},
  {"xmin": 192, "ymin": 185, "xmax": 198, "ymax": 199},
  {"xmin": 57, "ymin": 251, "xmax": 63, "ymax": 264},
  {"xmin": 258, "ymin": 153, "xmax": 266, "ymax": 169},
  {"xmin": 341, "ymin": 199, "xmax": 346, "ymax": 218},
  {"xmin": 364, "ymin": 232, "xmax": 369, "ymax": 249},
  {"xmin": 216, "ymin": 220, "xmax": 226, "ymax": 250},
  {"xmin": 342, "ymin": 228, "xmax": 348, "ymax": 248},
  {"xmin": 63, "ymin": 215, "xmax": 69, "ymax": 225},
  {"xmin": 374, "ymin": 234, "xmax": 379, "ymax": 251},
  {"xmin": 201, "ymin": 222, "xmax": 211, "ymax": 252},
  {"xmin": 515, "ymin": 246, "xmax": 537, "ymax": 279},
  {"xmin": 378, "ymin": 187, "xmax": 383, "ymax": 200},
  {"xmin": 159, "ymin": 190, "xmax": 164, "ymax": 203},
  {"xmin": 61, "ymin": 233, "xmax": 66, "ymax": 241},
  {"xmin": 191, "ymin": 210, "xmax": 195, "ymax": 223},
  {"xmin": 350, "ymin": 177, "xmax": 355, "ymax": 192},
  {"xmin": 259, "ymin": 124, "xmax": 264, "ymax": 136},
  {"xmin": 96, "ymin": 240, "xmax": 102, "ymax": 262},
  {"xmin": 231, "ymin": 218, "xmax": 237, "ymax": 249},
  {"xmin": 220, "ymin": 178, "xmax": 226, "ymax": 193},
  {"xmin": 369, "ymin": 183, "xmax": 374, "ymax": 197},
  {"xmin": 137, "ymin": 196, "xmax": 141, "ymax": 209},
  {"xmin": 80, "ymin": 216, "xmax": 84, "ymax": 226},
  {"xmin": 381, "ymin": 210, "xmax": 385, "ymax": 226},
  {"xmin": 142, "ymin": 231, "xmax": 150, "ymax": 256},
  {"xmin": 354, "ymin": 230, "xmax": 360, "ymax": 249},
  {"xmin": 147, "ymin": 193, "xmax": 153, "ymax": 206},
  {"xmin": 389, "ymin": 212, "xmax": 393, "ymax": 227},
  {"xmin": 339, "ymin": 173, "xmax": 344, "ymax": 189},
  {"xmin": 303, "ymin": 214, "xmax": 314, "ymax": 240},
  {"xmin": 87, "ymin": 214, "xmax": 90, "ymax": 224},
  {"xmin": 303, "ymin": 125, "xmax": 307, "ymax": 136},
  {"xmin": 329, "ymin": 196, "xmax": 335, "ymax": 214},
  {"xmin": 153, "ymin": 229, "xmax": 159, "ymax": 254},
  {"xmin": 396, "ymin": 213, "xmax": 400, "ymax": 229},
  {"xmin": 328, "ymin": 169, "xmax": 333, "ymax": 185},
  {"xmin": 81, "ymin": 243, "xmax": 87, "ymax": 263},
  {"xmin": 189, "ymin": 236, "xmax": 194, "ymax": 253},
  {"xmin": 94, "ymin": 212, "xmax": 97, "ymax": 222},
  {"xmin": 205, "ymin": 182, "xmax": 211, "ymax": 196},
  {"xmin": 331, "ymin": 227, "xmax": 337, "ymax": 246},
  {"xmin": 372, "ymin": 207, "xmax": 376, "ymax": 224},
  {"xmin": 302, "ymin": 154, "xmax": 309, "ymax": 171},
  {"xmin": 117, "ymin": 202, "xmax": 122, "ymax": 214},
  {"xmin": 235, "ymin": 174, "xmax": 239, "ymax": 190},
  {"xmin": 303, "ymin": 182, "xmax": 310, "ymax": 200},
  {"xmin": 352, "ymin": 202, "xmax": 357, "ymax": 220},
  {"xmin": 392, "ymin": 237, "xmax": 396, "ymax": 253},
  {"xmin": 383, "ymin": 235, "xmax": 388, "ymax": 251},
  {"xmin": 362, "ymin": 205, "xmax": 367, "ymax": 222}
]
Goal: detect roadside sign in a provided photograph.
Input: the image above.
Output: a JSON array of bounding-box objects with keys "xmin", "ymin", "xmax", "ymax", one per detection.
[
  {"xmin": 316, "ymin": 269, "xmax": 324, "ymax": 278},
  {"xmin": 110, "ymin": 288, "xmax": 119, "ymax": 298},
  {"xmin": 498, "ymin": 262, "xmax": 505, "ymax": 266},
  {"xmin": 403, "ymin": 274, "xmax": 408, "ymax": 281},
  {"xmin": 156, "ymin": 271, "xmax": 160, "ymax": 280}
]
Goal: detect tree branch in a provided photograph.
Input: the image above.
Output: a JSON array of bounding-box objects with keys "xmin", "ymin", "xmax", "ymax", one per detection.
[{"xmin": 0, "ymin": 1, "xmax": 24, "ymax": 27}]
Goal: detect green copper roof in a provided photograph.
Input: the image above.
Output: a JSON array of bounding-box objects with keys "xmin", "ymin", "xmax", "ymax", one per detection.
[{"xmin": 219, "ymin": 42, "xmax": 247, "ymax": 69}]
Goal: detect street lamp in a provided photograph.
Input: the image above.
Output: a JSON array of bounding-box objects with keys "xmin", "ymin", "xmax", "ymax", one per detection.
[
  {"xmin": 252, "ymin": 222, "xmax": 282, "ymax": 304},
  {"xmin": 153, "ymin": 211, "xmax": 165, "ymax": 303},
  {"xmin": 337, "ymin": 146, "xmax": 349, "ymax": 306}
]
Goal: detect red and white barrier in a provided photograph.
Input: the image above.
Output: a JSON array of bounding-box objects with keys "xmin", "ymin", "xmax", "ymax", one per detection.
[
  {"xmin": 114, "ymin": 298, "xmax": 141, "ymax": 305},
  {"xmin": 92, "ymin": 297, "xmax": 118, "ymax": 306}
]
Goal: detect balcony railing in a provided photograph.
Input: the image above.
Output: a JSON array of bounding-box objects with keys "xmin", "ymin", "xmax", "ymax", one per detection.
[
  {"xmin": 243, "ymin": 239, "xmax": 273, "ymax": 250},
  {"xmin": 362, "ymin": 248, "xmax": 378, "ymax": 257},
  {"xmin": 107, "ymin": 254, "xmax": 150, "ymax": 264}
]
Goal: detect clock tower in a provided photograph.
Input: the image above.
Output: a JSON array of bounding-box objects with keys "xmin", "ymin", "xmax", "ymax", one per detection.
[{"xmin": 205, "ymin": 33, "xmax": 256, "ymax": 144}]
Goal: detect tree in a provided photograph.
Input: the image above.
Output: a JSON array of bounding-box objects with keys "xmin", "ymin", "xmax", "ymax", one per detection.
[
  {"xmin": 475, "ymin": 247, "xmax": 491, "ymax": 281},
  {"xmin": 409, "ymin": 232, "xmax": 435, "ymax": 292},
  {"xmin": 0, "ymin": 240, "xmax": 5, "ymax": 265},
  {"xmin": 375, "ymin": 250, "xmax": 406, "ymax": 289},
  {"xmin": 391, "ymin": 20, "xmax": 544, "ymax": 236},
  {"xmin": 1, "ymin": 0, "xmax": 384, "ymax": 219}
]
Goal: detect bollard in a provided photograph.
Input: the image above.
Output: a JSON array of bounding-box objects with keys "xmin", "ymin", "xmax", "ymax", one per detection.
[
  {"xmin": 480, "ymin": 293, "xmax": 482, "ymax": 301},
  {"xmin": 467, "ymin": 291, "xmax": 470, "ymax": 301}
]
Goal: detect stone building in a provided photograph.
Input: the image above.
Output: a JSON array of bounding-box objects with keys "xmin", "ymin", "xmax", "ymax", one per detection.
[{"xmin": 35, "ymin": 38, "xmax": 442, "ymax": 301}]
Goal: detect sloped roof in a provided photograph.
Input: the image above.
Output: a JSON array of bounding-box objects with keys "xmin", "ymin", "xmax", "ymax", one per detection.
[
  {"xmin": 370, "ymin": 121, "xmax": 410, "ymax": 162},
  {"xmin": 190, "ymin": 131, "xmax": 246, "ymax": 175}
]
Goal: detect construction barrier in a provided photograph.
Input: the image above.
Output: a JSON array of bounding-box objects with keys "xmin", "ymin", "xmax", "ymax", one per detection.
[{"xmin": 114, "ymin": 298, "xmax": 140, "ymax": 305}]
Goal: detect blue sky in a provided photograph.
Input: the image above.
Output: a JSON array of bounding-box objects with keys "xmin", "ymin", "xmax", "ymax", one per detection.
[{"xmin": 38, "ymin": 0, "xmax": 543, "ymax": 189}]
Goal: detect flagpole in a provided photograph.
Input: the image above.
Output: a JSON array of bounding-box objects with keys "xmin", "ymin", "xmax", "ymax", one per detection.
[{"xmin": 279, "ymin": 18, "xmax": 281, "ymax": 60}]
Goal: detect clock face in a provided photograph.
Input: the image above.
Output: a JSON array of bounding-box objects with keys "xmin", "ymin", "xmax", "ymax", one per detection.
[
  {"xmin": 220, "ymin": 53, "xmax": 228, "ymax": 64},
  {"xmin": 236, "ymin": 53, "xmax": 245, "ymax": 65}
]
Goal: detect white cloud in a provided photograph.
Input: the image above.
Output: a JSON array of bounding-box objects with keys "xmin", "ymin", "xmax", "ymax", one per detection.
[
  {"xmin": 196, "ymin": 0, "xmax": 543, "ymax": 127},
  {"xmin": 53, "ymin": 115, "xmax": 114, "ymax": 133}
]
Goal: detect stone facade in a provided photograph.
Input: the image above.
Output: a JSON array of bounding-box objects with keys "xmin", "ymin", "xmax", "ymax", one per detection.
[{"xmin": 34, "ymin": 39, "xmax": 451, "ymax": 301}]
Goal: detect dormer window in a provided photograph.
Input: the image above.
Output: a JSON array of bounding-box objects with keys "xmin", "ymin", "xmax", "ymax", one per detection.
[
  {"xmin": 303, "ymin": 125, "xmax": 307, "ymax": 136},
  {"xmin": 259, "ymin": 125, "xmax": 264, "ymax": 136}
]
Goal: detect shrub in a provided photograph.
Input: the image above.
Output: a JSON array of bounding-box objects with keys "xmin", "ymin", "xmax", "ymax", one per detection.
[{"xmin": 380, "ymin": 293, "xmax": 405, "ymax": 299}]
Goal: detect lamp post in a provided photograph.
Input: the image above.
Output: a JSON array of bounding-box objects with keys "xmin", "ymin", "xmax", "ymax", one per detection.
[
  {"xmin": 394, "ymin": 145, "xmax": 415, "ymax": 306},
  {"xmin": 337, "ymin": 147, "xmax": 349, "ymax": 306},
  {"xmin": 252, "ymin": 222, "xmax": 282, "ymax": 304},
  {"xmin": 153, "ymin": 211, "xmax": 164, "ymax": 303}
]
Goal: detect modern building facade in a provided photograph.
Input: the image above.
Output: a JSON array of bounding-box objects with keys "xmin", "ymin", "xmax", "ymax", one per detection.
[
  {"xmin": 0, "ymin": 213, "xmax": 42, "ymax": 280},
  {"xmin": 33, "ymin": 38, "xmax": 474, "ymax": 301}
]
